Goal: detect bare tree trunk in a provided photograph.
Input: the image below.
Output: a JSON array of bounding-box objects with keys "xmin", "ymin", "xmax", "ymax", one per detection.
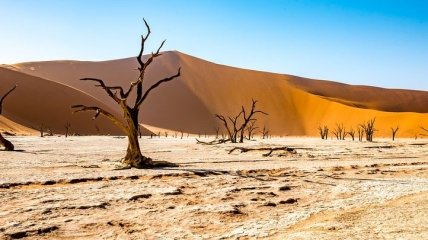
[
  {"xmin": 122, "ymin": 110, "xmax": 152, "ymax": 168},
  {"xmin": 0, "ymin": 133, "xmax": 14, "ymax": 151}
]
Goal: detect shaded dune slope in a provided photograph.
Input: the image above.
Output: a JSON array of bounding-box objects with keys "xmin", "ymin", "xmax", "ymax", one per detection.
[
  {"xmin": 11, "ymin": 51, "xmax": 428, "ymax": 137},
  {"xmin": 0, "ymin": 67, "xmax": 152, "ymax": 135}
]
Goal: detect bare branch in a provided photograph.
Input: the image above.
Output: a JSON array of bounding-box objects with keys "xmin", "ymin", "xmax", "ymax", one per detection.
[
  {"xmin": 71, "ymin": 105, "xmax": 128, "ymax": 133},
  {"xmin": 137, "ymin": 18, "xmax": 151, "ymax": 69},
  {"xmin": 135, "ymin": 67, "xmax": 181, "ymax": 107},
  {"xmin": 125, "ymin": 41, "xmax": 165, "ymax": 99},
  {"xmin": 80, "ymin": 78, "xmax": 123, "ymax": 102},
  {"xmin": 0, "ymin": 85, "xmax": 17, "ymax": 115}
]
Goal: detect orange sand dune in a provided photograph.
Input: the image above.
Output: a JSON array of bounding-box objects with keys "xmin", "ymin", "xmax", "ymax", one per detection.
[
  {"xmin": 0, "ymin": 67, "xmax": 152, "ymax": 135},
  {"xmin": 11, "ymin": 51, "xmax": 428, "ymax": 137},
  {"xmin": 286, "ymin": 77, "xmax": 428, "ymax": 113},
  {"xmin": 0, "ymin": 115, "xmax": 37, "ymax": 135}
]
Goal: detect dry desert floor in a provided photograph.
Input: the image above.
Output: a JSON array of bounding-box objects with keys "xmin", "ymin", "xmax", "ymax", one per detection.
[{"xmin": 1, "ymin": 136, "xmax": 428, "ymax": 239}]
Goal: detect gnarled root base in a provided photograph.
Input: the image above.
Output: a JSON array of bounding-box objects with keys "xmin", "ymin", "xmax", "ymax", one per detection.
[
  {"xmin": 121, "ymin": 155, "xmax": 178, "ymax": 169},
  {"xmin": 0, "ymin": 133, "xmax": 14, "ymax": 151}
]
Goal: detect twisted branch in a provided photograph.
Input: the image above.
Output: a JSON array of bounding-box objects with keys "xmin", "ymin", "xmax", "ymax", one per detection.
[
  {"xmin": 0, "ymin": 85, "xmax": 17, "ymax": 114},
  {"xmin": 71, "ymin": 105, "xmax": 128, "ymax": 133}
]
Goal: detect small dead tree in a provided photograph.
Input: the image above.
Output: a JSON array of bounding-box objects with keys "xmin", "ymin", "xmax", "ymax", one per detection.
[
  {"xmin": 360, "ymin": 118, "xmax": 376, "ymax": 142},
  {"xmin": 40, "ymin": 124, "xmax": 45, "ymax": 138},
  {"xmin": 0, "ymin": 85, "xmax": 17, "ymax": 151},
  {"xmin": 348, "ymin": 128, "xmax": 355, "ymax": 141},
  {"xmin": 215, "ymin": 99, "xmax": 267, "ymax": 143},
  {"xmin": 180, "ymin": 130, "xmax": 184, "ymax": 139},
  {"xmin": 238, "ymin": 99, "xmax": 268, "ymax": 143},
  {"xmin": 357, "ymin": 127, "xmax": 364, "ymax": 142},
  {"xmin": 138, "ymin": 125, "xmax": 142, "ymax": 139},
  {"xmin": 245, "ymin": 120, "xmax": 258, "ymax": 140},
  {"xmin": 214, "ymin": 126, "xmax": 220, "ymax": 139},
  {"xmin": 391, "ymin": 126, "xmax": 399, "ymax": 141},
  {"xmin": 261, "ymin": 125, "xmax": 270, "ymax": 139},
  {"xmin": 332, "ymin": 123, "xmax": 346, "ymax": 140},
  {"xmin": 318, "ymin": 125, "xmax": 329, "ymax": 140},
  {"xmin": 64, "ymin": 122, "xmax": 71, "ymax": 138},
  {"xmin": 46, "ymin": 127, "xmax": 53, "ymax": 136},
  {"xmin": 72, "ymin": 19, "xmax": 181, "ymax": 168}
]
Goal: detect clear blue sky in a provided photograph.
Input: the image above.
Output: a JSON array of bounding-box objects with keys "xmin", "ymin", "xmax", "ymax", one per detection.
[{"xmin": 1, "ymin": 0, "xmax": 427, "ymax": 90}]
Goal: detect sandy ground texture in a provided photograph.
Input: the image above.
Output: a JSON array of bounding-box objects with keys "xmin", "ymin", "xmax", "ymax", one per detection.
[{"xmin": 1, "ymin": 136, "xmax": 427, "ymax": 239}]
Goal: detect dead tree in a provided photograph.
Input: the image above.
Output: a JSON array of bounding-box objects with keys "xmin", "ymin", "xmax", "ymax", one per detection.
[
  {"xmin": 46, "ymin": 128, "xmax": 54, "ymax": 136},
  {"xmin": 318, "ymin": 125, "xmax": 329, "ymax": 140},
  {"xmin": 0, "ymin": 85, "xmax": 17, "ymax": 151},
  {"xmin": 180, "ymin": 130, "xmax": 184, "ymax": 139},
  {"xmin": 357, "ymin": 127, "xmax": 364, "ymax": 142},
  {"xmin": 214, "ymin": 126, "xmax": 220, "ymax": 139},
  {"xmin": 332, "ymin": 123, "xmax": 346, "ymax": 140},
  {"xmin": 391, "ymin": 126, "xmax": 399, "ymax": 141},
  {"xmin": 238, "ymin": 99, "xmax": 267, "ymax": 143},
  {"xmin": 138, "ymin": 125, "xmax": 142, "ymax": 138},
  {"xmin": 215, "ymin": 99, "xmax": 267, "ymax": 143},
  {"xmin": 64, "ymin": 122, "xmax": 71, "ymax": 138},
  {"xmin": 245, "ymin": 120, "xmax": 258, "ymax": 140},
  {"xmin": 348, "ymin": 128, "xmax": 355, "ymax": 141},
  {"xmin": 40, "ymin": 124, "xmax": 45, "ymax": 138},
  {"xmin": 261, "ymin": 125, "xmax": 270, "ymax": 139},
  {"xmin": 72, "ymin": 19, "xmax": 181, "ymax": 168},
  {"xmin": 360, "ymin": 118, "xmax": 376, "ymax": 142}
]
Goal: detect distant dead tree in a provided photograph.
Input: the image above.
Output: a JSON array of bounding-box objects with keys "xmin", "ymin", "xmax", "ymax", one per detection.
[
  {"xmin": 214, "ymin": 126, "xmax": 220, "ymax": 139},
  {"xmin": 64, "ymin": 122, "xmax": 71, "ymax": 138},
  {"xmin": 72, "ymin": 19, "xmax": 180, "ymax": 168},
  {"xmin": 332, "ymin": 123, "xmax": 346, "ymax": 140},
  {"xmin": 164, "ymin": 131, "xmax": 169, "ymax": 138},
  {"xmin": 215, "ymin": 99, "xmax": 267, "ymax": 143},
  {"xmin": 391, "ymin": 126, "xmax": 399, "ymax": 141},
  {"xmin": 40, "ymin": 124, "xmax": 45, "ymax": 138},
  {"xmin": 245, "ymin": 120, "xmax": 258, "ymax": 140},
  {"xmin": 357, "ymin": 126, "xmax": 364, "ymax": 142},
  {"xmin": 347, "ymin": 128, "xmax": 355, "ymax": 141},
  {"xmin": 261, "ymin": 125, "xmax": 270, "ymax": 139},
  {"xmin": 180, "ymin": 130, "xmax": 184, "ymax": 139},
  {"xmin": 318, "ymin": 125, "xmax": 329, "ymax": 140},
  {"xmin": 138, "ymin": 125, "xmax": 142, "ymax": 139},
  {"xmin": 360, "ymin": 118, "xmax": 376, "ymax": 142},
  {"xmin": 46, "ymin": 128, "xmax": 54, "ymax": 136},
  {"xmin": 0, "ymin": 85, "xmax": 17, "ymax": 151}
]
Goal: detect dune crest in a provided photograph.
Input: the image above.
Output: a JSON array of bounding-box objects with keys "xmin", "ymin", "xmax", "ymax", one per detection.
[{"xmin": 7, "ymin": 51, "xmax": 428, "ymax": 137}]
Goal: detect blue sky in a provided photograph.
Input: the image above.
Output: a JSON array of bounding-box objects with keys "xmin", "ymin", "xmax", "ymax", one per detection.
[{"xmin": 1, "ymin": 0, "xmax": 427, "ymax": 90}]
